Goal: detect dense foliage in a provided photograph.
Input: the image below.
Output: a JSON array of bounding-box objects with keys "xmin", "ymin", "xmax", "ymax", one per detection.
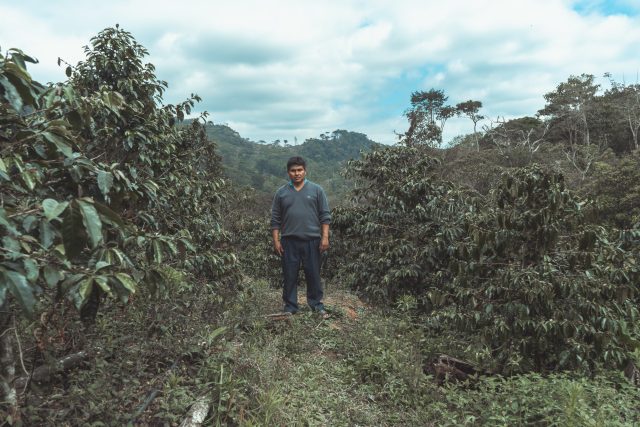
[
  {"xmin": 333, "ymin": 143, "xmax": 640, "ymax": 373},
  {"xmin": 0, "ymin": 26, "xmax": 235, "ymax": 410}
]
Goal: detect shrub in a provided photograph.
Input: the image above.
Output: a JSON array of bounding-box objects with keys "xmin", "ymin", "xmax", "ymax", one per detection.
[
  {"xmin": 0, "ymin": 27, "xmax": 235, "ymax": 408},
  {"xmin": 333, "ymin": 144, "xmax": 640, "ymax": 373}
]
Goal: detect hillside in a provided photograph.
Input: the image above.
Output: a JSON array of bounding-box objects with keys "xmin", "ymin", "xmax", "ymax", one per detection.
[
  {"xmin": 3, "ymin": 26, "xmax": 640, "ymax": 426},
  {"xmin": 205, "ymin": 125, "xmax": 380, "ymax": 201}
]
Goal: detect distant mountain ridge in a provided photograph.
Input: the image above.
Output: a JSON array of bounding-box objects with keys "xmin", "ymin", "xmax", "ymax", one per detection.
[{"xmin": 203, "ymin": 124, "xmax": 381, "ymax": 200}]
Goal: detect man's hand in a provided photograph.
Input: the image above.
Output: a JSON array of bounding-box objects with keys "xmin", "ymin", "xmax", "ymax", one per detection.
[
  {"xmin": 272, "ymin": 229, "xmax": 284, "ymax": 256},
  {"xmin": 320, "ymin": 224, "xmax": 330, "ymax": 253},
  {"xmin": 320, "ymin": 236, "xmax": 329, "ymax": 253},
  {"xmin": 274, "ymin": 240, "xmax": 284, "ymax": 256}
]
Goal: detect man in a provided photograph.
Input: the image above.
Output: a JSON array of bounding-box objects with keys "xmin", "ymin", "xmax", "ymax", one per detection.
[{"xmin": 271, "ymin": 156, "xmax": 331, "ymax": 317}]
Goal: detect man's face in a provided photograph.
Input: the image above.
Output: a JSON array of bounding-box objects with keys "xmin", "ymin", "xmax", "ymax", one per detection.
[{"xmin": 288, "ymin": 165, "xmax": 306, "ymax": 183}]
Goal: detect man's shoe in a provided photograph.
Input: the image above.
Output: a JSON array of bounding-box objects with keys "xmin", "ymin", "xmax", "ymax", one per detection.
[{"xmin": 317, "ymin": 309, "xmax": 330, "ymax": 319}]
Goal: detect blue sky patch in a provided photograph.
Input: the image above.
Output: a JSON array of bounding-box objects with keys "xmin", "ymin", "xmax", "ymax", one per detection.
[{"xmin": 573, "ymin": 0, "xmax": 639, "ymax": 16}]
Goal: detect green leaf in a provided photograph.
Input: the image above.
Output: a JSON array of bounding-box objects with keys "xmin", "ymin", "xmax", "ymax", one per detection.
[
  {"xmin": 0, "ymin": 75, "xmax": 22, "ymax": 111},
  {"xmin": 5, "ymin": 65, "xmax": 37, "ymax": 108},
  {"xmin": 22, "ymin": 215, "xmax": 38, "ymax": 232},
  {"xmin": 23, "ymin": 258, "xmax": 39, "ymax": 283},
  {"xmin": 2, "ymin": 269, "xmax": 36, "ymax": 317},
  {"xmin": 72, "ymin": 277, "xmax": 94, "ymax": 310},
  {"xmin": 77, "ymin": 199, "xmax": 103, "ymax": 248},
  {"xmin": 108, "ymin": 273, "xmax": 136, "ymax": 304},
  {"xmin": 164, "ymin": 240, "xmax": 178, "ymax": 257},
  {"xmin": 3, "ymin": 236, "xmax": 21, "ymax": 254},
  {"xmin": 41, "ymin": 131, "xmax": 73, "ymax": 158},
  {"xmin": 94, "ymin": 201, "xmax": 127, "ymax": 229},
  {"xmin": 43, "ymin": 265, "xmax": 64, "ymax": 288},
  {"xmin": 20, "ymin": 169, "xmax": 36, "ymax": 191},
  {"xmin": 0, "ymin": 208, "xmax": 19, "ymax": 236},
  {"xmin": 8, "ymin": 49, "xmax": 38, "ymax": 67},
  {"xmin": 95, "ymin": 261, "xmax": 110, "ymax": 272},
  {"xmin": 60, "ymin": 273, "xmax": 84, "ymax": 294},
  {"xmin": 42, "ymin": 199, "xmax": 69, "ymax": 221},
  {"xmin": 152, "ymin": 239, "xmax": 163, "ymax": 264},
  {"xmin": 97, "ymin": 171, "xmax": 114, "ymax": 198},
  {"xmin": 62, "ymin": 201, "xmax": 86, "ymax": 259},
  {"xmin": 114, "ymin": 273, "xmax": 136, "ymax": 294},
  {"xmin": 94, "ymin": 276, "xmax": 113, "ymax": 297},
  {"xmin": 10, "ymin": 52, "xmax": 27, "ymax": 72},
  {"xmin": 39, "ymin": 220, "xmax": 55, "ymax": 249}
]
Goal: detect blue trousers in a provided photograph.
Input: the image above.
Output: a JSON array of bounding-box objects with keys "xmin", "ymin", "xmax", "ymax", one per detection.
[{"xmin": 281, "ymin": 237, "xmax": 324, "ymax": 313}]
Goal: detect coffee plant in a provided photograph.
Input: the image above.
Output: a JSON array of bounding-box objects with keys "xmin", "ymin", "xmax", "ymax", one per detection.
[
  {"xmin": 0, "ymin": 26, "xmax": 235, "ymax": 408},
  {"xmin": 333, "ymin": 144, "xmax": 640, "ymax": 373}
]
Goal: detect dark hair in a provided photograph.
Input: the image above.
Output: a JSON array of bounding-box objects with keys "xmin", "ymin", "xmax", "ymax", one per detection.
[{"xmin": 287, "ymin": 156, "xmax": 306, "ymax": 171}]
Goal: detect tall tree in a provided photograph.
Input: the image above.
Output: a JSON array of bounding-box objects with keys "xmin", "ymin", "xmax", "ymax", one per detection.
[
  {"xmin": 456, "ymin": 100, "xmax": 484, "ymax": 150},
  {"xmin": 404, "ymin": 89, "xmax": 453, "ymax": 146},
  {"xmin": 538, "ymin": 74, "xmax": 599, "ymax": 146},
  {"xmin": 604, "ymin": 81, "xmax": 640, "ymax": 151}
]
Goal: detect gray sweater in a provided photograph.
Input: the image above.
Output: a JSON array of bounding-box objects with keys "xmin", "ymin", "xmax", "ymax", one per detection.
[{"xmin": 271, "ymin": 180, "xmax": 331, "ymax": 239}]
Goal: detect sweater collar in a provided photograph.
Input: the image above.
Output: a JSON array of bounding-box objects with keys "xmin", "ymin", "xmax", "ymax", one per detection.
[{"xmin": 288, "ymin": 178, "xmax": 308, "ymax": 188}]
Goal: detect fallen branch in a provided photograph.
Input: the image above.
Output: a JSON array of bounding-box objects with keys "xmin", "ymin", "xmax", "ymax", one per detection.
[
  {"xmin": 265, "ymin": 312, "xmax": 293, "ymax": 322},
  {"xmin": 179, "ymin": 395, "xmax": 211, "ymax": 427},
  {"xmin": 14, "ymin": 350, "xmax": 89, "ymax": 390},
  {"xmin": 130, "ymin": 358, "xmax": 180, "ymax": 423}
]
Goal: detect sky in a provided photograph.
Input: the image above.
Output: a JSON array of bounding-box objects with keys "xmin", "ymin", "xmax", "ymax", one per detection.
[{"xmin": 1, "ymin": 0, "xmax": 639, "ymax": 145}]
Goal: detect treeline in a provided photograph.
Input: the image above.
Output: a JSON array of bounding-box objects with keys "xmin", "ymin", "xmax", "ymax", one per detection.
[
  {"xmin": 206, "ymin": 125, "xmax": 379, "ymax": 200},
  {"xmin": 407, "ymin": 74, "xmax": 640, "ymax": 155}
]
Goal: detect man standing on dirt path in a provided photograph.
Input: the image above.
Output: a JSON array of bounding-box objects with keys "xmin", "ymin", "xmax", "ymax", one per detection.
[{"xmin": 271, "ymin": 156, "xmax": 331, "ymax": 318}]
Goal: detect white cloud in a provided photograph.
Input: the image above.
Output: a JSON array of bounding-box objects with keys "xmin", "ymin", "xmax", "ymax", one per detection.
[{"xmin": 1, "ymin": 0, "xmax": 639, "ymax": 145}]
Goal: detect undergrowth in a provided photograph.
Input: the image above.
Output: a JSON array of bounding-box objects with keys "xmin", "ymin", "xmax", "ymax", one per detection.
[{"xmin": 12, "ymin": 277, "xmax": 640, "ymax": 426}]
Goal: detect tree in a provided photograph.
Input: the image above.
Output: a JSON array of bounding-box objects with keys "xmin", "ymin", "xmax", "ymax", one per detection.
[
  {"xmin": 456, "ymin": 100, "xmax": 484, "ymax": 150},
  {"xmin": 483, "ymin": 116, "xmax": 547, "ymax": 153},
  {"xmin": 538, "ymin": 74, "xmax": 599, "ymax": 146},
  {"xmin": 333, "ymin": 143, "xmax": 640, "ymax": 373},
  {"xmin": 0, "ymin": 28, "xmax": 234, "ymax": 413},
  {"xmin": 404, "ymin": 89, "xmax": 453, "ymax": 146},
  {"xmin": 604, "ymin": 81, "xmax": 640, "ymax": 151}
]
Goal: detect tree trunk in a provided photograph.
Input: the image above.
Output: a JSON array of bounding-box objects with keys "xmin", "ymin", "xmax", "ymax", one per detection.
[
  {"xmin": 473, "ymin": 122, "xmax": 479, "ymax": 151},
  {"xmin": 582, "ymin": 111, "xmax": 590, "ymax": 145},
  {"xmin": 13, "ymin": 351, "xmax": 89, "ymax": 390},
  {"xmin": 627, "ymin": 115, "xmax": 639, "ymax": 151},
  {"xmin": 0, "ymin": 305, "xmax": 17, "ymax": 415}
]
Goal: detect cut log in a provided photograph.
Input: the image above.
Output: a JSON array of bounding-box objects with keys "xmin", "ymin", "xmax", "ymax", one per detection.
[
  {"xmin": 431, "ymin": 354, "xmax": 482, "ymax": 384},
  {"xmin": 14, "ymin": 350, "xmax": 89, "ymax": 390},
  {"xmin": 179, "ymin": 395, "xmax": 211, "ymax": 427},
  {"xmin": 434, "ymin": 362, "xmax": 470, "ymax": 382}
]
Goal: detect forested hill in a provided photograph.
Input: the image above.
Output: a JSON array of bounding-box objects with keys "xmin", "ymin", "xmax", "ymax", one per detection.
[{"xmin": 204, "ymin": 124, "xmax": 380, "ymax": 199}]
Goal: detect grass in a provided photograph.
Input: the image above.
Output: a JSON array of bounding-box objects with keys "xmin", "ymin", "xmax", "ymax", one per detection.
[
  {"xmin": 10, "ymin": 277, "xmax": 640, "ymax": 426},
  {"xmin": 190, "ymin": 279, "xmax": 640, "ymax": 426}
]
